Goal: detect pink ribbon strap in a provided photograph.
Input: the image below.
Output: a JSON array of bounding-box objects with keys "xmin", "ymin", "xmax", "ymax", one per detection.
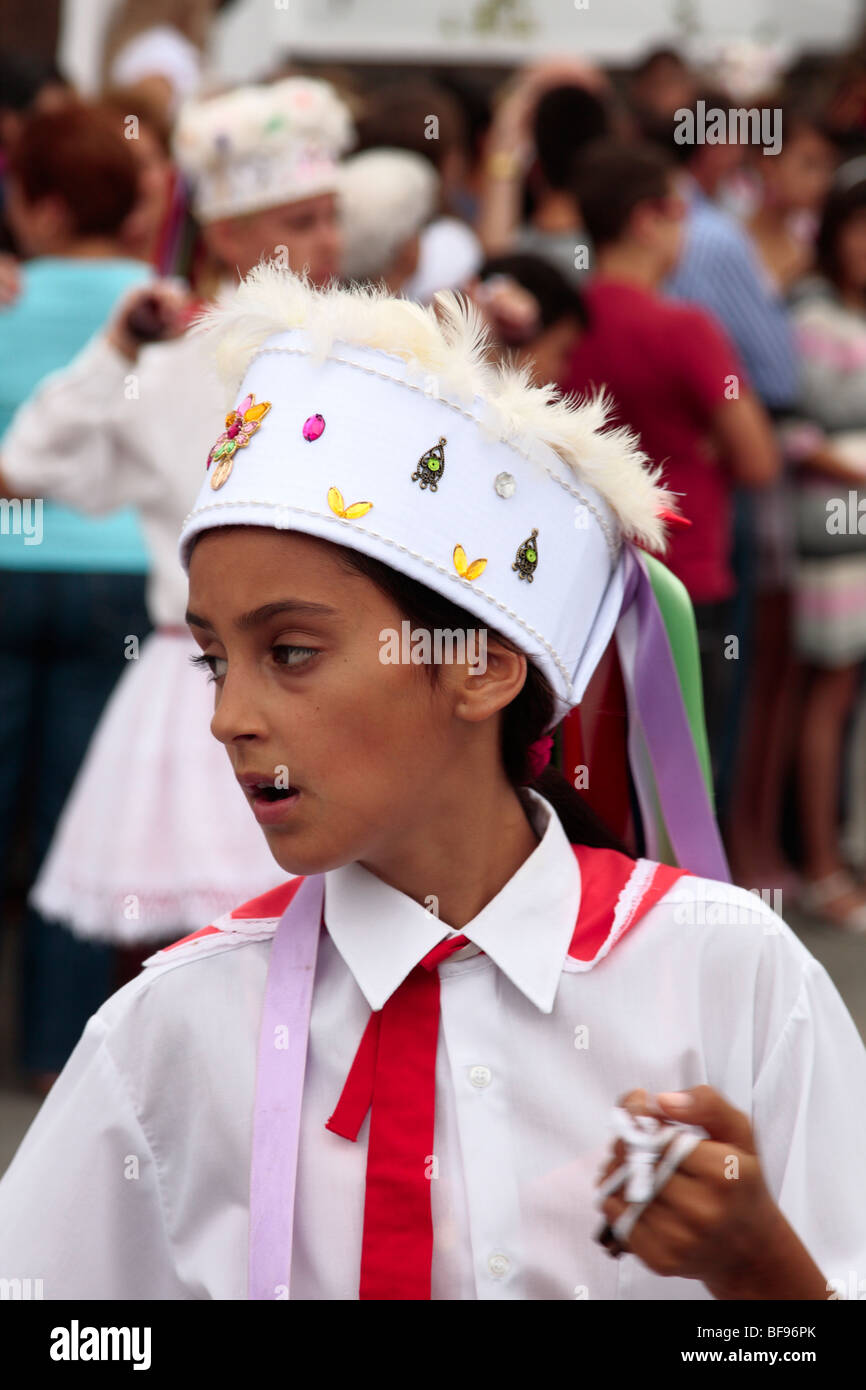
[{"xmin": 248, "ymin": 873, "xmax": 324, "ymax": 1299}]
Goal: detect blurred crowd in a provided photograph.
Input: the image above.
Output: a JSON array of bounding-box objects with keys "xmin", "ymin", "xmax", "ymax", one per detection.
[{"xmin": 3, "ymin": 0, "xmax": 866, "ymax": 1090}]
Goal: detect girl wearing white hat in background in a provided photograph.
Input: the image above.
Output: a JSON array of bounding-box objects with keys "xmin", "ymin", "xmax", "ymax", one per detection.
[
  {"xmin": 2, "ymin": 266, "xmax": 866, "ymax": 1300},
  {"xmin": 0, "ymin": 78, "xmax": 352, "ymax": 953}
]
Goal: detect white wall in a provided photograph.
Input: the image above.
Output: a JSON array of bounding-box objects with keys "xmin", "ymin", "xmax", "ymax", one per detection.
[{"xmin": 59, "ymin": 0, "xmax": 865, "ymax": 95}]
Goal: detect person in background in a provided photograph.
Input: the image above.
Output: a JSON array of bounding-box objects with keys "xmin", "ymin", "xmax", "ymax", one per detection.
[
  {"xmin": 339, "ymin": 148, "xmax": 438, "ymax": 293},
  {"xmin": 822, "ymin": 31, "xmax": 866, "ymax": 158},
  {"xmin": 433, "ymin": 71, "xmax": 492, "ymax": 227},
  {"xmin": 0, "ymin": 78, "xmax": 352, "ymax": 1005},
  {"xmin": 724, "ymin": 107, "xmax": 838, "ymax": 890},
  {"xmin": 100, "ymin": 88, "xmax": 179, "ymax": 271},
  {"xmin": 0, "ymin": 103, "xmax": 153, "ymax": 1091},
  {"xmin": 782, "ymin": 169, "xmax": 866, "ymax": 928},
  {"xmin": 647, "ymin": 93, "xmax": 800, "ymax": 828},
  {"xmin": 745, "ymin": 106, "xmax": 838, "ymax": 291},
  {"xmin": 477, "ymin": 59, "xmax": 611, "ymax": 283},
  {"xmin": 100, "ymin": 0, "xmax": 231, "ymax": 123},
  {"xmin": 0, "ymin": 52, "xmax": 74, "ymax": 257},
  {"xmin": 628, "ymin": 45, "xmax": 696, "ymax": 124},
  {"xmin": 354, "ymin": 81, "xmax": 482, "ymax": 303},
  {"xmin": 652, "ymin": 92, "xmax": 799, "ymax": 409},
  {"xmin": 562, "ymin": 138, "xmax": 779, "ymax": 781},
  {"xmin": 470, "ymin": 252, "xmax": 587, "ymax": 387}
]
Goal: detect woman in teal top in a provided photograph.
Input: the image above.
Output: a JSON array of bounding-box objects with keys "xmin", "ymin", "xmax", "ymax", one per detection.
[{"xmin": 0, "ymin": 103, "xmax": 153, "ymax": 1086}]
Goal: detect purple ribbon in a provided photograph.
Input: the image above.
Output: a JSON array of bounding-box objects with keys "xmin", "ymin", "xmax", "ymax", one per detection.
[
  {"xmin": 248, "ymin": 873, "xmax": 325, "ymax": 1299},
  {"xmin": 617, "ymin": 547, "xmax": 730, "ymax": 883}
]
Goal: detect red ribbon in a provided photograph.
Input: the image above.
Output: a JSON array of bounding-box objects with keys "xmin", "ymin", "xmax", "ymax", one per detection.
[{"xmin": 325, "ymin": 933, "xmax": 471, "ymax": 1300}]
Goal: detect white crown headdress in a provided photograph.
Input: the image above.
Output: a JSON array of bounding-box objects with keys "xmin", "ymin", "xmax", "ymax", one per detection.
[
  {"xmin": 179, "ymin": 265, "xmax": 675, "ymax": 723},
  {"xmin": 179, "ymin": 264, "xmax": 731, "ymax": 881}
]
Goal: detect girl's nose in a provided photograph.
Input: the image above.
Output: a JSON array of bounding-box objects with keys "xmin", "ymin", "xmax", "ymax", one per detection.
[{"xmin": 210, "ymin": 669, "xmax": 267, "ymax": 747}]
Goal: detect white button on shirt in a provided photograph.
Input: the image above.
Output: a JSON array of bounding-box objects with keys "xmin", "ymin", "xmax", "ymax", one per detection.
[{"xmin": 2, "ymin": 791, "xmax": 866, "ymax": 1300}]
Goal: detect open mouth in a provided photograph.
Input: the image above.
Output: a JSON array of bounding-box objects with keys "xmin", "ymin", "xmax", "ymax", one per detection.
[
  {"xmin": 238, "ymin": 773, "xmax": 303, "ymax": 809},
  {"xmin": 251, "ymin": 781, "xmax": 299, "ymax": 802},
  {"xmin": 255, "ymin": 783, "xmax": 296, "ymax": 806}
]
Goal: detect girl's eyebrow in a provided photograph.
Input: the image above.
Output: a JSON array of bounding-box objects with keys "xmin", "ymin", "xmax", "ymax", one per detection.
[{"xmin": 185, "ymin": 600, "xmax": 339, "ymax": 633}]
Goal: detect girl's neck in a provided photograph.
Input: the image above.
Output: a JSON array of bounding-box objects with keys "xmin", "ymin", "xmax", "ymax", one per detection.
[
  {"xmin": 54, "ymin": 237, "xmax": 124, "ymax": 260},
  {"xmin": 360, "ymin": 779, "xmax": 540, "ymax": 930},
  {"xmin": 594, "ymin": 245, "xmax": 661, "ymax": 289}
]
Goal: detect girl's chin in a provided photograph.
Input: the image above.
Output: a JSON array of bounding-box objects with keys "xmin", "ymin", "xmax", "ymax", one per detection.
[{"xmin": 261, "ymin": 826, "xmax": 355, "ymax": 879}]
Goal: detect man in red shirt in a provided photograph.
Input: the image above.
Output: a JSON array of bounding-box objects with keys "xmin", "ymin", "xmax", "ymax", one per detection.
[{"xmin": 562, "ymin": 139, "xmax": 779, "ymax": 767}]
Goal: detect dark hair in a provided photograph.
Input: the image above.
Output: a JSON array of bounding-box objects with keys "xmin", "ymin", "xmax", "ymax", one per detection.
[
  {"xmin": 573, "ymin": 137, "xmax": 674, "ymax": 249},
  {"xmin": 532, "ymin": 84, "xmax": 610, "ymax": 191},
  {"xmin": 7, "ymin": 102, "xmax": 139, "ymax": 238},
  {"xmin": 632, "ymin": 46, "xmax": 689, "ymax": 81},
  {"xmin": 355, "ymin": 81, "xmax": 467, "ymax": 173},
  {"xmin": 0, "ymin": 52, "xmax": 67, "ymax": 114},
  {"xmin": 335, "ymin": 545, "xmax": 629, "ymax": 851},
  {"xmin": 478, "ymin": 252, "xmax": 588, "ymax": 333},
  {"xmin": 816, "ymin": 176, "xmax": 866, "ymax": 286}
]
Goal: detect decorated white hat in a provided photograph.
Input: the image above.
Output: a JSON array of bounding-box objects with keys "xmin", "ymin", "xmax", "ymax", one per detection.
[
  {"xmin": 180, "ymin": 264, "xmax": 668, "ymax": 714},
  {"xmin": 173, "ymin": 77, "xmax": 354, "ymax": 223},
  {"xmin": 179, "ymin": 264, "xmax": 730, "ymax": 881}
]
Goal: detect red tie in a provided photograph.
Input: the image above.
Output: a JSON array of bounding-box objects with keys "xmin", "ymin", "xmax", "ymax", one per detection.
[{"xmin": 325, "ymin": 933, "xmax": 474, "ymax": 1300}]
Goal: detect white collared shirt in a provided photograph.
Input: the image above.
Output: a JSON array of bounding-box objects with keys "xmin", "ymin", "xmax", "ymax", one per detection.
[{"xmin": 2, "ymin": 793, "xmax": 866, "ymax": 1300}]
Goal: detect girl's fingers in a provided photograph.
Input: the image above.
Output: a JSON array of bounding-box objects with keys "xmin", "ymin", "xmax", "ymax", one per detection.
[
  {"xmin": 655, "ymin": 1085, "xmax": 757, "ymax": 1153},
  {"xmin": 609, "ymin": 1197, "xmax": 700, "ymax": 1277}
]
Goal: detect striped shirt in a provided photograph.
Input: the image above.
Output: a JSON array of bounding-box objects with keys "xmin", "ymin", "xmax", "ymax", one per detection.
[{"xmin": 667, "ymin": 179, "xmax": 798, "ymax": 410}]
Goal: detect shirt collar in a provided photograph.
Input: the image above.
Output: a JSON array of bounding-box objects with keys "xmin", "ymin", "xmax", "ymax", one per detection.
[{"xmin": 323, "ymin": 791, "xmax": 580, "ymax": 1015}]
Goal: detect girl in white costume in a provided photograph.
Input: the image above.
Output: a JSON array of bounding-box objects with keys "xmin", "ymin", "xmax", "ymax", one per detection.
[
  {"xmin": 2, "ymin": 267, "xmax": 866, "ymax": 1301},
  {"xmin": 0, "ymin": 78, "xmax": 353, "ymax": 943}
]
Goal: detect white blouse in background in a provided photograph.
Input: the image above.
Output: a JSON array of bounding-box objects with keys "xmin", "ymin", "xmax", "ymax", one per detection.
[
  {"xmin": 1, "ymin": 792, "xmax": 865, "ymax": 1300},
  {"xmin": 2, "ymin": 330, "xmax": 225, "ymax": 628}
]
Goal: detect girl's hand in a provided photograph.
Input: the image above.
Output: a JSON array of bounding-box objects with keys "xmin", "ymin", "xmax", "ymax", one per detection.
[{"xmin": 596, "ymin": 1086, "xmax": 828, "ymax": 1300}]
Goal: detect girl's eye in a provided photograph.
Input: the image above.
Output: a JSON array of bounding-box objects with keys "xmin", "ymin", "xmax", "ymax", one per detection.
[
  {"xmin": 273, "ymin": 645, "xmax": 318, "ymax": 668},
  {"xmin": 189, "ymin": 646, "xmax": 318, "ymax": 681},
  {"xmin": 189, "ymin": 652, "xmax": 227, "ymax": 683}
]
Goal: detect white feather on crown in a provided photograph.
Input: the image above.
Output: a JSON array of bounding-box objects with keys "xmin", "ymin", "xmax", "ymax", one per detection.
[{"xmin": 195, "ymin": 262, "xmax": 673, "ymax": 550}]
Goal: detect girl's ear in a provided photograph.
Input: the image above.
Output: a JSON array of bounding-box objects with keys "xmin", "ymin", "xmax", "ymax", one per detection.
[{"xmin": 450, "ymin": 639, "xmax": 527, "ymax": 726}]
